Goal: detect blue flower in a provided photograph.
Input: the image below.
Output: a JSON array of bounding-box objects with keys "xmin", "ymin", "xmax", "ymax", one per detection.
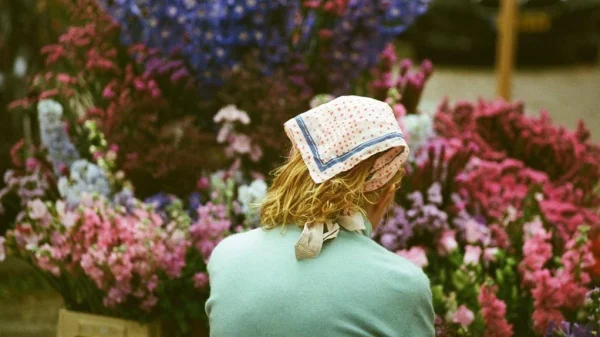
[
  {"xmin": 37, "ymin": 99, "xmax": 80, "ymax": 175},
  {"xmin": 58, "ymin": 160, "xmax": 111, "ymax": 208}
]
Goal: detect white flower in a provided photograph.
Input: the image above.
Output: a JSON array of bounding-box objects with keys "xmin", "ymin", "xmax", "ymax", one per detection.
[
  {"xmin": 402, "ymin": 113, "xmax": 434, "ymax": 153},
  {"xmin": 28, "ymin": 199, "xmax": 49, "ymax": 220},
  {"xmin": 237, "ymin": 179, "xmax": 268, "ymax": 215},
  {"xmin": 217, "ymin": 124, "xmax": 233, "ymax": 144},
  {"xmin": 214, "ymin": 105, "xmax": 250, "ymax": 125},
  {"xmin": 25, "ymin": 233, "xmax": 41, "ymax": 251},
  {"xmin": 62, "ymin": 212, "xmax": 78, "ymax": 229},
  {"xmin": 13, "ymin": 56, "xmax": 27, "ymax": 77}
]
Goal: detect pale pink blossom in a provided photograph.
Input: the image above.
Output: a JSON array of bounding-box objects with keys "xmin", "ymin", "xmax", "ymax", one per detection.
[
  {"xmin": 463, "ymin": 245, "xmax": 482, "ymax": 266},
  {"xmin": 230, "ymin": 134, "xmax": 252, "ymax": 154},
  {"xmin": 452, "ymin": 305, "xmax": 475, "ymax": 327},
  {"xmin": 104, "ymin": 287, "xmax": 126, "ymax": 308},
  {"xmin": 464, "ymin": 219, "xmax": 485, "ymax": 243},
  {"xmin": 216, "ymin": 124, "xmax": 233, "ymax": 143},
  {"xmin": 28, "ymin": 199, "xmax": 51, "ymax": 227},
  {"xmin": 397, "ymin": 246, "xmax": 428, "ymax": 268},
  {"xmin": 437, "ymin": 229, "xmax": 458, "ymax": 255},
  {"xmin": 250, "ymin": 145, "xmax": 263, "ymax": 162}
]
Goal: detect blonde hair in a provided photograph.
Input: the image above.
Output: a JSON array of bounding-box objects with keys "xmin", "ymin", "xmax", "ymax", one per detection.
[{"xmin": 260, "ymin": 148, "xmax": 404, "ymax": 229}]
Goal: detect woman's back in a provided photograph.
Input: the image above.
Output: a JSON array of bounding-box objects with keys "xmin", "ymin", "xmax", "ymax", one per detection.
[{"xmin": 206, "ymin": 223, "xmax": 434, "ymax": 337}]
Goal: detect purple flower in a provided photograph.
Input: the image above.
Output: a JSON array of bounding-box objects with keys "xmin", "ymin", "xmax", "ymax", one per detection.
[{"xmin": 545, "ymin": 321, "xmax": 595, "ymax": 337}]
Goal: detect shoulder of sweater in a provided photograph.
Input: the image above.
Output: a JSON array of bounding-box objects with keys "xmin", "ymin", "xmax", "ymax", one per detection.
[{"xmin": 207, "ymin": 228, "xmax": 264, "ymax": 270}]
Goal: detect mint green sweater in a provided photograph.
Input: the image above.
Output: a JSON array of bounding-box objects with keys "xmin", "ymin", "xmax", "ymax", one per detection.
[{"xmin": 205, "ymin": 220, "xmax": 435, "ymax": 337}]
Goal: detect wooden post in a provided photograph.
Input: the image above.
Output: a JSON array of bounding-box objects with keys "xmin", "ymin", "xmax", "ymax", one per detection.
[{"xmin": 496, "ymin": 0, "xmax": 518, "ymax": 100}]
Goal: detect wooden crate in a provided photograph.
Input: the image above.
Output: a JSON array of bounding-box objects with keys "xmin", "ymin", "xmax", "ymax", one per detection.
[{"xmin": 57, "ymin": 309, "xmax": 161, "ymax": 337}]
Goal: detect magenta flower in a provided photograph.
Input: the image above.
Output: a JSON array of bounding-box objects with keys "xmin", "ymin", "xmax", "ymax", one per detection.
[
  {"xmin": 193, "ymin": 272, "xmax": 209, "ymax": 290},
  {"xmin": 190, "ymin": 202, "xmax": 232, "ymax": 262}
]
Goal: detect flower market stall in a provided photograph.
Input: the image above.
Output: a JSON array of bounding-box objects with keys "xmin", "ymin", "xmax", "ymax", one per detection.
[{"xmin": 0, "ymin": 0, "xmax": 599, "ymax": 336}]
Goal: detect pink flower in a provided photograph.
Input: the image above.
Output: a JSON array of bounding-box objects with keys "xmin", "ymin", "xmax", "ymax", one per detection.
[
  {"xmin": 437, "ymin": 229, "xmax": 458, "ymax": 255},
  {"xmin": 464, "ymin": 219, "xmax": 485, "ymax": 244},
  {"xmin": 483, "ymin": 247, "xmax": 499, "ymax": 263},
  {"xmin": 531, "ymin": 270, "xmax": 564, "ymax": 333},
  {"xmin": 193, "ymin": 272, "xmax": 209, "ymax": 289},
  {"xmin": 190, "ymin": 203, "xmax": 231, "ymax": 262},
  {"xmin": 489, "ymin": 224, "xmax": 510, "ymax": 249},
  {"xmin": 25, "ymin": 158, "xmax": 39, "ymax": 171},
  {"xmin": 13, "ymin": 224, "xmax": 40, "ymax": 251},
  {"xmin": 35, "ymin": 244, "xmax": 60, "ymax": 276},
  {"xmin": 104, "ymin": 287, "xmax": 126, "ymax": 308},
  {"xmin": 463, "ymin": 245, "xmax": 482, "ymax": 266},
  {"xmin": 230, "ymin": 134, "xmax": 252, "ymax": 154},
  {"xmin": 519, "ymin": 224, "xmax": 552, "ymax": 287},
  {"xmin": 396, "ymin": 246, "xmax": 428, "ymax": 268},
  {"xmin": 250, "ymin": 145, "xmax": 263, "ymax": 162},
  {"xmin": 452, "ymin": 305, "xmax": 474, "ymax": 327},
  {"xmin": 393, "ymin": 103, "xmax": 407, "ymax": 118},
  {"xmin": 56, "ymin": 73, "xmax": 73, "ymax": 84},
  {"xmin": 478, "ymin": 285, "xmax": 514, "ymax": 337},
  {"xmin": 0, "ymin": 237, "xmax": 6, "ymax": 262},
  {"xmin": 196, "ymin": 177, "xmax": 210, "ymax": 190},
  {"xmin": 140, "ymin": 295, "xmax": 158, "ymax": 312},
  {"xmin": 147, "ymin": 274, "xmax": 158, "ymax": 292},
  {"xmin": 28, "ymin": 199, "xmax": 49, "ymax": 221}
]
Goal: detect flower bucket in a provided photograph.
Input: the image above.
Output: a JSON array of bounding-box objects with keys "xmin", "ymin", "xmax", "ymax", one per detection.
[{"xmin": 57, "ymin": 309, "xmax": 161, "ymax": 337}]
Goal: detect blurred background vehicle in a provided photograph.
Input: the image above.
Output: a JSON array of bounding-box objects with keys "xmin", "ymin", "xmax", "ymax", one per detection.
[{"xmin": 410, "ymin": 0, "xmax": 600, "ymax": 64}]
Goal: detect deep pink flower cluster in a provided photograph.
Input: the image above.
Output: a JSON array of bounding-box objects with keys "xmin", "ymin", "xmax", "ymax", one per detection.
[
  {"xmin": 4, "ymin": 195, "xmax": 188, "ymax": 314},
  {"xmin": 456, "ymin": 158, "xmax": 548, "ymax": 220},
  {"xmin": 478, "ymin": 285, "xmax": 514, "ymax": 337},
  {"xmin": 368, "ymin": 43, "xmax": 433, "ymax": 114},
  {"xmin": 435, "ymin": 99, "xmax": 600, "ymax": 195},
  {"xmin": 518, "ymin": 222, "xmax": 595, "ymax": 333}
]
